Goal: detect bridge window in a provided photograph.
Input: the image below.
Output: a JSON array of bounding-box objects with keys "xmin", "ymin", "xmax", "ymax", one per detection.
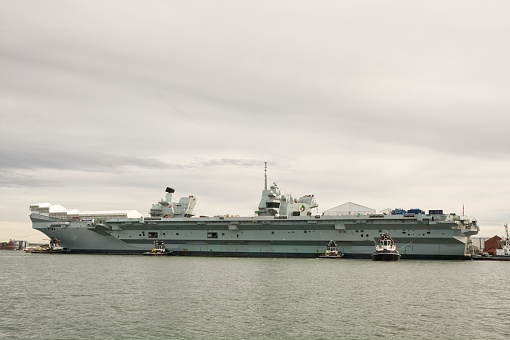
[{"xmin": 266, "ymin": 202, "xmax": 280, "ymax": 208}]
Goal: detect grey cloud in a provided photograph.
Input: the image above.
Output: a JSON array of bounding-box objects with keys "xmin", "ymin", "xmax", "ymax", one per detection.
[
  {"xmin": 0, "ymin": 147, "xmax": 263, "ymax": 172},
  {"xmin": 2, "ymin": 1, "xmax": 509, "ymax": 159},
  {"xmin": 0, "ymin": 147, "xmax": 168, "ymax": 172},
  {"xmin": 0, "ymin": 146, "xmax": 264, "ymax": 188},
  {"xmin": 197, "ymin": 158, "xmax": 262, "ymax": 168},
  {"xmin": 0, "ymin": 169, "xmax": 59, "ymax": 188}
]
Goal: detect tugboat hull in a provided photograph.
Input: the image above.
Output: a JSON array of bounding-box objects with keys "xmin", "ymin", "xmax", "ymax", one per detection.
[
  {"xmin": 371, "ymin": 251, "xmax": 401, "ymax": 261},
  {"xmin": 319, "ymin": 254, "xmax": 344, "ymax": 259},
  {"xmin": 142, "ymin": 251, "xmax": 174, "ymax": 256},
  {"xmin": 30, "ymin": 249, "xmax": 70, "ymax": 254},
  {"xmin": 471, "ymin": 254, "xmax": 510, "ymax": 261}
]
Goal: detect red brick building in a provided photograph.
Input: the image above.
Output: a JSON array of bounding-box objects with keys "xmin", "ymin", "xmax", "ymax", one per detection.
[{"xmin": 484, "ymin": 236, "xmax": 502, "ymax": 255}]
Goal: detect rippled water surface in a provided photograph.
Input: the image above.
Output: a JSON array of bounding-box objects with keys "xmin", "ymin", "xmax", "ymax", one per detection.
[{"xmin": 1, "ymin": 251, "xmax": 509, "ymax": 340}]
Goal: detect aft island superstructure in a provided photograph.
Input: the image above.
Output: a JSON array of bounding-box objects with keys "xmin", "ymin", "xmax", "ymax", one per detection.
[{"xmin": 30, "ymin": 170, "xmax": 479, "ymax": 259}]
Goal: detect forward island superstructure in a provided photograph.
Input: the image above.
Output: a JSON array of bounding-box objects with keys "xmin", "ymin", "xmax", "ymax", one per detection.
[{"xmin": 30, "ymin": 168, "xmax": 479, "ymax": 259}]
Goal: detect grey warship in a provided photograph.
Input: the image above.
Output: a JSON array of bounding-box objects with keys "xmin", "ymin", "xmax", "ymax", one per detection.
[{"xmin": 30, "ymin": 165, "xmax": 479, "ymax": 259}]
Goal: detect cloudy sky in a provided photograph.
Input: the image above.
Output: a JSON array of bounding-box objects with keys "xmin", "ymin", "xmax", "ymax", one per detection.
[{"xmin": 1, "ymin": 0, "xmax": 509, "ymax": 242}]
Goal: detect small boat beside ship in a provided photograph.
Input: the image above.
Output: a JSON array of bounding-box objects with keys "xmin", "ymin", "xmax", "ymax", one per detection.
[
  {"xmin": 319, "ymin": 240, "xmax": 344, "ymax": 258},
  {"xmin": 372, "ymin": 233, "xmax": 401, "ymax": 261},
  {"xmin": 30, "ymin": 237, "xmax": 70, "ymax": 254},
  {"xmin": 143, "ymin": 241, "xmax": 174, "ymax": 256}
]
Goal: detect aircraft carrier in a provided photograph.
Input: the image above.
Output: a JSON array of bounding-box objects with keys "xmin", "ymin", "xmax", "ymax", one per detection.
[{"xmin": 30, "ymin": 167, "xmax": 479, "ymax": 259}]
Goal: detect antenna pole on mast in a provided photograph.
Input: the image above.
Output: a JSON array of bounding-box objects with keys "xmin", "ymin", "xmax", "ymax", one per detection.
[{"xmin": 264, "ymin": 162, "xmax": 267, "ymax": 191}]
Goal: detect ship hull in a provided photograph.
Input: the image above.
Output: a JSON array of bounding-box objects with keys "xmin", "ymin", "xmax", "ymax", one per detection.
[{"xmin": 31, "ymin": 213, "xmax": 478, "ymax": 259}]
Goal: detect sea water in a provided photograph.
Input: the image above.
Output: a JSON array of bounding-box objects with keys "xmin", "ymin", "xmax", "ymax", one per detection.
[{"xmin": 1, "ymin": 251, "xmax": 508, "ymax": 340}]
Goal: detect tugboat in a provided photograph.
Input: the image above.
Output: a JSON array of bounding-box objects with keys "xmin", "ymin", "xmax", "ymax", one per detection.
[
  {"xmin": 319, "ymin": 240, "xmax": 344, "ymax": 258},
  {"xmin": 31, "ymin": 237, "xmax": 70, "ymax": 254},
  {"xmin": 372, "ymin": 233, "xmax": 401, "ymax": 261},
  {"xmin": 143, "ymin": 241, "xmax": 174, "ymax": 256}
]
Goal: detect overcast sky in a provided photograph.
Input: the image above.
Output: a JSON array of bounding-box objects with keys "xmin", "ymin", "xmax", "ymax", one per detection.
[{"xmin": 1, "ymin": 0, "xmax": 509, "ymax": 242}]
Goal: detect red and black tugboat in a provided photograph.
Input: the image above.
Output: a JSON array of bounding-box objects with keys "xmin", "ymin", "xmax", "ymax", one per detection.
[{"xmin": 372, "ymin": 233, "xmax": 400, "ymax": 261}]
